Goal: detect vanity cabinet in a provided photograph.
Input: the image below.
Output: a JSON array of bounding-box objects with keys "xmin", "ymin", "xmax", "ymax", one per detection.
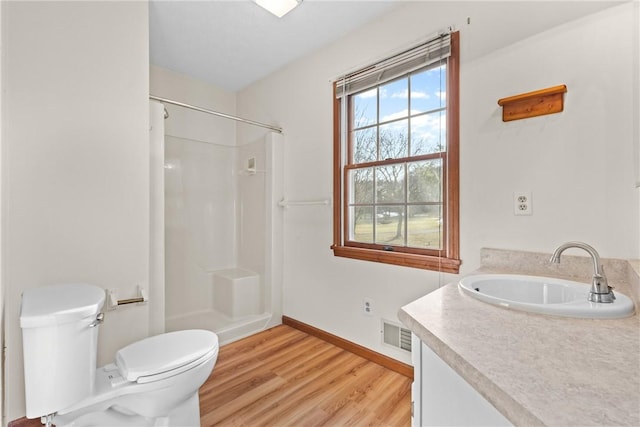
[{"xmin": 411, "ymin": 334, "xmax": 512, "ymax": 427}]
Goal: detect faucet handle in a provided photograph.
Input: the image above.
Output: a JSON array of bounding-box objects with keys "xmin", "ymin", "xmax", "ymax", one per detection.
[{"xmin": 589, "ymin": 277, "xmax": 616, "ymax": 303}]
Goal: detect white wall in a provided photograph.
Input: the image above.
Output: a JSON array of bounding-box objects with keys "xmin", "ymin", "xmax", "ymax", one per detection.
[
  {"xmin": 237, "ymin": 1, "xmax": 639, "ymax": 364},
  {"xmin": 0, "ymin": 2, "xmax": 4, "ymax": 424},
  {"xmin": 635, "ymin": 0, "xmax": 640, "ymax": 190},
  {"xmin": 461, "ymin": 3, "xmax": 638, "ymax": 268},
  {"xmin": 150, "ymin": 65, "xmax": 236, "ymax": 146},
  {"xmin": 636, "ymin": 0, "xmax": 640, "ymax": 252},
  {"xmin": 2, "ymin": 1, "xmax": 149, "ymax": 422}
]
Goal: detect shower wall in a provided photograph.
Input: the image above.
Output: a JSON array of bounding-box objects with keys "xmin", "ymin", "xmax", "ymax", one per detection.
[
  {"xmin": 237, "ymin": 141, "xmax": 267, "ymax": 282},
  {"xmin": 163, "ymin": 133, "xmax": 283, "ymax": 343},
  {"xmin": 151, "ymin": 65, "xmax": 283, "ymax": 344},
  {"xmin": 164, "ymin": 136, "xmax": 236, "ymax": 318}
]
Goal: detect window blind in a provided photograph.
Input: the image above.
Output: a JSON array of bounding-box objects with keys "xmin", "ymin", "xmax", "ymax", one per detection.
[{"xmin": 335, "ymin": 33, "xmax": 451, "ymax": 99}]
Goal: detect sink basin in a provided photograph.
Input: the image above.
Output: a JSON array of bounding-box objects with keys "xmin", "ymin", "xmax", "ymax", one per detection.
[{"xmin": 458, "ymin": 274, "xmax": 635, "ymax": 319}]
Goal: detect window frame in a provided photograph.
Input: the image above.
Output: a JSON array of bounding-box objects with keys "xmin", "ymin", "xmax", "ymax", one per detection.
[{"xmin": 332, "ymin": 31, "xmax": 460, "ymax": 273}]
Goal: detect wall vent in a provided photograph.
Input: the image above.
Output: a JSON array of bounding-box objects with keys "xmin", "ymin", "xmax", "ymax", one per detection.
[{"xmin": 382, "ymin": 320, "xmax": 412, "ymax": 352}]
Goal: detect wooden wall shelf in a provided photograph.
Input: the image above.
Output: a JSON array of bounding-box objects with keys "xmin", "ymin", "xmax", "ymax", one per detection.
[{"xmin": 497, "ymin": 84, "xmax": 567, "ymax": 122}]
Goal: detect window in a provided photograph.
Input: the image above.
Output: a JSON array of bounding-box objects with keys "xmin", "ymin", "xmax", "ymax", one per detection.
[{"xmin": 332, "ymin": 32, "xmax": 460, "ymax": 273}]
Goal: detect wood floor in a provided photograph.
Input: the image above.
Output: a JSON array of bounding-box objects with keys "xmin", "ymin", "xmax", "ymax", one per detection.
[
  {"xmin": 9, "ymin": 325, "xmax": 411, "ymax": 427},
  {"xmin": 199, "ymin": 325, "xmax": 412, "ymax": 426}
]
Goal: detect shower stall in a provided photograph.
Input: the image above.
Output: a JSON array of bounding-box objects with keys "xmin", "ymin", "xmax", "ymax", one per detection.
[{"xmin": 149, "ymin": 100, "xmax": 284, "ymax": 345}]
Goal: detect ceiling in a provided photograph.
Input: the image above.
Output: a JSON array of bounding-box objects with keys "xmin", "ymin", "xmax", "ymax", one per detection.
[
  {"xmin": 149, "ymin": 0, "xmax": 627, "ymax": 94},
  {"xmin": 149, "ymin": 0, "xmax": 401, "ymax": 92}
]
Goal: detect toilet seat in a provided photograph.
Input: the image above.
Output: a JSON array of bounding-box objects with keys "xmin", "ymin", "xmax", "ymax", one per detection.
[
  {"xmin": 116, "ymin": 330, "xmax": 219, "ymax": 384},
  {"xmin": 136, "ymin": 347, "xmax": 218, "ymax": 384}
]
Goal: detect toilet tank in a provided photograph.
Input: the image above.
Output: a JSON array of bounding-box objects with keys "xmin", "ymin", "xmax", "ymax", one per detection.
[{"xmin": 20, "ymin": 284, "xmax": 105, "ymax": 419}]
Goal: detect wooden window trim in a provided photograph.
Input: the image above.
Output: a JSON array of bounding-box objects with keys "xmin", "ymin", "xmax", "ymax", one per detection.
[
  {"xmin": 332, "ymin": 32, "xmax": 460, "ymax": 273},
  {"xmin": 342, "ymin": 154, "xmax": 448, "ymax": 258}
]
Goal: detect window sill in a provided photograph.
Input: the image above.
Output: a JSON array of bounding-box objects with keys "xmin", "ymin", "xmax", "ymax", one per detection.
[{"xmin": 331, "ymin": 245, "xmax": 461, "ymax": 274}]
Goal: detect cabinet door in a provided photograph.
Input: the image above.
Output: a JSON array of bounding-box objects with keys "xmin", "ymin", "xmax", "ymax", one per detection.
[
  {"xmin": 411, "ymin": 334, "xmax": 422, "ymax": 426},
  {"xmin": 415, "ymin": 338, "xmax": 512, "ymax": 426}
]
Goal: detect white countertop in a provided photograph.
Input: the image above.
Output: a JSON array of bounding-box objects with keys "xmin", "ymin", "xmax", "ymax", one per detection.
[{"xmin": 399, "ymin": 249, "xmax": 640, "ymax": 427}]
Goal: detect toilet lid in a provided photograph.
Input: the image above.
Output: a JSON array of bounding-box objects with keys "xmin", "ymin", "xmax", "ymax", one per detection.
[{"xmin": 116, "ymin": 330, "xmax": 219, "ymax": 382}]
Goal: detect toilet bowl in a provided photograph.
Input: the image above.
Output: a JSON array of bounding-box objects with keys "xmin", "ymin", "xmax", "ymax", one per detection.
[{"xmin": 20, "ymin": 284, "xmax": 219, "ymax": 427}]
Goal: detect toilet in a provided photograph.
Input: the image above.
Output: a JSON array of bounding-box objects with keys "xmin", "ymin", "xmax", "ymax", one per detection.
[{"xmin": 20, "ymin": 283, "xmax": 219, "ymax": 427}]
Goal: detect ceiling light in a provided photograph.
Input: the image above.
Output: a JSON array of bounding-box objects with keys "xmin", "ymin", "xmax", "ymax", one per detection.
[{"xmin": 255, "ymin": 0, "xmax": 301, "ymax": 18}]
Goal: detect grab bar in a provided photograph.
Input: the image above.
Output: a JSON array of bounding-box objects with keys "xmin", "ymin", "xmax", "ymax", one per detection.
[{"xmin": 278, "ymin": 198, "xmax": 330, "ymax": 207}]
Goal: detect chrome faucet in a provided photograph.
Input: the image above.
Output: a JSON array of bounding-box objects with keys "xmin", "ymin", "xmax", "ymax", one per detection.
[{"xmin": 550, "ymin": 241, "xmax": 615, "ymax": 303}]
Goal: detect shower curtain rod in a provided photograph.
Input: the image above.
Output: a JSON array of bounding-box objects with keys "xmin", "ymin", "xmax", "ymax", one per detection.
[{"xmin": 149, "ymin": 95, "xmax": 283, "ymax": 134}]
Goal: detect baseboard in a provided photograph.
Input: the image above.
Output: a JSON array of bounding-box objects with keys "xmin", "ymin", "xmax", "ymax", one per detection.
[{"xmin": 282, "ymin": 315, "xmax": 413, "ymax": 379}]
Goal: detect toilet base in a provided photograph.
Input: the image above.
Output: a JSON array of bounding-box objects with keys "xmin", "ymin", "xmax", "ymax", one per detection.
[{"xmin": 52, "ymin": 392, "xmax": 201, "ymax": 427}]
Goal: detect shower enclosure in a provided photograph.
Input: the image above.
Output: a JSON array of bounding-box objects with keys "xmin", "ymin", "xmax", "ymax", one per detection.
[{"xmin": 150, "ymin": 100, "xmax": 283, "ymax": 345}]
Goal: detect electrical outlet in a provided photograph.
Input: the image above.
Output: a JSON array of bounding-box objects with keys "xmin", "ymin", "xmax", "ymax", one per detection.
[
  {"xmin": 363, "ymin": 297, "xmax": 374, "ymax": 316},
  {"xmin": 513, "ymin": 191, "xmax": 532, "ymax": 216}
]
